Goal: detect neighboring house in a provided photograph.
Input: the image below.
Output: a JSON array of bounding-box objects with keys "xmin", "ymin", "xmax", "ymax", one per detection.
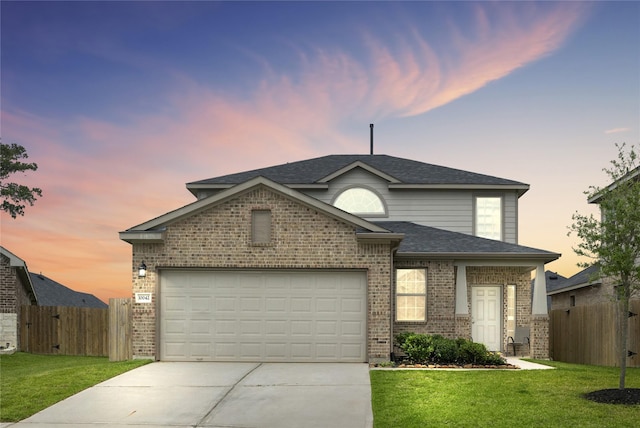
[
  {"xmin": 29, "ymin": 273, "xmax": 107, "ymax": 308},
  {"xmin": 0, "ymin": 247, "xmax": 37, "ymax": 350},
  {"xmin": 547, "ymin": 265, "xmax": 603, "ymax": 310},
  {"xmin": 120, "ymin": 154, "xmax": 560, "ymax": 362},
  {"xmin": 0, "ymin": 246, "xmax": 107, "ymax": 351},
  {"xmin": 549, "ymin": 165, "xmax": 640, "ymax": 310}
]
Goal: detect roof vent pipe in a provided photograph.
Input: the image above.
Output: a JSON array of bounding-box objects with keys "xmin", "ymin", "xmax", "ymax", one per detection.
[{"xmin": 370, "ymin": 123, "xmax": 374, "ymax": 155}]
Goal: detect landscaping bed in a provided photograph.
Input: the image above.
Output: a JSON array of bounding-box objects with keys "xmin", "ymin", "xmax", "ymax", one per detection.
[
  {"xmin": 391, "ymin": 332, "xmax": 508, "ymax": 367},
  {"xmin": 370, "ymin": 362, "xmax": 519, "ymax": 369}
]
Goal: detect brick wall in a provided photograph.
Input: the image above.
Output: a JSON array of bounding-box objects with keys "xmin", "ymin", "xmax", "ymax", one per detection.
[
  {"xmin": 0, "ymin": 254, "xmax": 17, "ymax": 315},
  {"xmin": 389, "ymin": 263, "xmax": 539, "ymax": 356},
  {"xmin": 0, "ymin": 253, "xmax": 35, "ymax": 350},
  {"xmin": 129, "ymin": 186, "xmax": 392, "ymax": 361},
  {"xmin": 550, "ymin": 280, "xmax": 616, "ymax": 311},
  {"xmin": 392, "ymin": 260, "xmax": 456, "ymax": 338}
]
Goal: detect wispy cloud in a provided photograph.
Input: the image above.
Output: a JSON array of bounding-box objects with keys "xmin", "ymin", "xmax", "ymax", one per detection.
[{"xmin": 605, "ymin": 127, "xmax": 631, "ymax": 134}]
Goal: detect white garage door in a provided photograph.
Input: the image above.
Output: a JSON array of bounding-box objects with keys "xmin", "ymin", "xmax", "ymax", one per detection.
[{"xmin": 159, "ymin": 270, "xmax": 367, "ymax": 362}]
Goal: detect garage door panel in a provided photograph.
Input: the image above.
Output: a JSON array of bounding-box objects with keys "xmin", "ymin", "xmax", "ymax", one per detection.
[
  {"xmin": 215, "ymin": 297, "xmax": 236, "ymax": 312},
  {"xmin": 265, "ymin": 320, "xmax": 287, "ymax": 335},
  {"xmin": 160, "ymin": 270, "xmax": 367, "ymax": 362},
  {"xmin": 291, "ymin": 297, "xmax": 312, "ymax": 313}
]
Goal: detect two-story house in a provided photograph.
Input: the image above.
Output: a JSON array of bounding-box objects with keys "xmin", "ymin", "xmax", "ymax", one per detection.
[{"xmin": 120, "ymin": 154, "xmax": 559, "ymax": 362}]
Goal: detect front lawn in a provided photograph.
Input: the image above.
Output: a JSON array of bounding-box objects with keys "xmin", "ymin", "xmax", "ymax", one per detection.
[
  {"xmin": 0, "ymin": 352, "xmax": 150, "ymax": 422},
  {"xmin": 371, "ymin": 360, "xmax": 640, "ymax": 428}
]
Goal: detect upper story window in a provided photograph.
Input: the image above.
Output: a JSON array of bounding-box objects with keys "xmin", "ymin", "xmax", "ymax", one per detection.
[
  {"xmin": 475, "ymin": 196, "xmax": 502, "ymax": 240},
  {"xmin": 333, "ymin": 187, "xmax": 386, "ymax": 216}
]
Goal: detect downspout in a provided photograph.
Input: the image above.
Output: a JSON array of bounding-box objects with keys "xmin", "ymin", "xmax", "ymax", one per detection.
[{"xmin": 389, "ymin": 242, "xmax": 401, "ymax": 362}]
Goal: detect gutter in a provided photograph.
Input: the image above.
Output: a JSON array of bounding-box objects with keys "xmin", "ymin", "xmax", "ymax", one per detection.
[{"xmin": 397, "ymin": 251, "xmax": 560, "ymax": 264}]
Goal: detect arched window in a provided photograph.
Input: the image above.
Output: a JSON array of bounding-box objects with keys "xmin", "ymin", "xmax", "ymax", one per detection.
[{"xmin": 333, "ymin": 187, "xmax": 386, "ymax": 215}]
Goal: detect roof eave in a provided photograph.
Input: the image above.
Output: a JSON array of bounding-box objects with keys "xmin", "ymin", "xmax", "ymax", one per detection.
[
  {"xmin": 547, "ymin": 281, "xmax": 602, "ymax": 295},
  {"xmin": 396, "ymin": 251, "xmax": 560, "ymax": 263},
  {"xmin": 356, "ymin": 232, "xmax": 405, "ymax": 245},
  {"xmin": 119, "ymin": 229, "xmax": 167, "ymax": 244},
  {"xmin": 389, "ymin": 183, "xmax": 530, "ymax": 196}
]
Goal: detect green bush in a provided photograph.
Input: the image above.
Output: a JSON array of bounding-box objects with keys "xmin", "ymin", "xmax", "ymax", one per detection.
[
  {"xmin": 401, "ymin": 333, "xmax": 433, "ymax": 363},
  {"xmin": 394, "ymin": 333, "xmax": 506, "ymax": 366},
  {"xmin": 394, "ymin": 331, "xmax": 415, "ymax": 348},
  {"xmin": 457, "ymin": 340, "xmax": 489, "ymax": 364}
]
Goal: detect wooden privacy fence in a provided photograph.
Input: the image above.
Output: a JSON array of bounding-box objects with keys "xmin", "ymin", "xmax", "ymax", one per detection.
[
  {"xmin": 20, "ymin": 305, "xmax": 109, "ymax": 356},
  {"xmin": 550, "ymin": 299, "xmax": 640, "ymax": 367},
  {"xmin": 19, "ymin": 298, "xmax": 133, "ymax": 360},
  {"xmin": 109, "ymin": 298, "xmax": 132, "ymax": 361}
]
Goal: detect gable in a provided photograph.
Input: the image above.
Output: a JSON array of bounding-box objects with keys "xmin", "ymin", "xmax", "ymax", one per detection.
[
  {"xmin": 120, "ymin": 176, "xmax": 396, "ymax": 244},
  {"xmin": 1, "ymin": 247, "xmax": 36, "ymax": 305}
]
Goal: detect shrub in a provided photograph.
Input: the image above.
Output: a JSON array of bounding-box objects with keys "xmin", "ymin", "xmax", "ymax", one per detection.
[
  {"xmin": 394, "ymin": 332, "xmax": 415, "ymax": 349},
  {"xmin": 457, "ymin": 340, "xmax": 489, "ymax": 364},
  {"xmin": 394, "ymin": 333, "xmax": 507, "ymax": 366},
  {"xmin": 400, "ymin": 333, "xmax": 433, "ymax": 363}
]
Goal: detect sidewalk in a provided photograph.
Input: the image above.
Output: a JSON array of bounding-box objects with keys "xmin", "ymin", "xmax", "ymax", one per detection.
[{"xmin": 504, "ymin": 357, "xmax": 555, "ymax": 370}]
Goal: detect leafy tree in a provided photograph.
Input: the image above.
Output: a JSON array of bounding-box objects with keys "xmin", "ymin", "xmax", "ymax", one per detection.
[
  {"xmin": 569, "ymin": 143, "xmax": 640, "ymax": 390},
  {"xmin": 0, "ymin": 141, "xmax": 43, "ymax": 218}
]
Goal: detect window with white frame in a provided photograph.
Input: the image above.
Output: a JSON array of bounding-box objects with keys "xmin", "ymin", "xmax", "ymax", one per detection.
[
  {"xmin": 475, "ymin": 196, "xmax": 502, "ymax": 240},
  {"xmin": 333, "ymin": 187, "xmax": 386, "ymax": 216},
  {"xmin": 396, "ymin": 268, "xmax": 426, "ymax": 321},
  {"xmin": 506, "ymin": 285, "xmax": 516, "ymax": 340}
]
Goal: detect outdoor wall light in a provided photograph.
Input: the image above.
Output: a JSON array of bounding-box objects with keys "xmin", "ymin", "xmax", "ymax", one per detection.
[{"xmin": 138, "ymin": 262, "xmax": 147, "ymax": 278}]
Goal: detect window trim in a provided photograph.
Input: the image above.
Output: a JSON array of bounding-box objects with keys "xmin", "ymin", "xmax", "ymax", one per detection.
[
  {"xmin": 473, "ymin": 194, "xmax": 504, "ymax": 241},
  {"xmin": 331, "ymin": 185, "xmax": 388, "ymax": 217},
  {"xmin": 395, "ymin": 268, "xmax": 427, "ymax": 322}
]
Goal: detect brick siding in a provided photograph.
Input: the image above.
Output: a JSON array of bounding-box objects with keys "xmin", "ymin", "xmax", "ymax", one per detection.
[
  {"xmin": 0, "ymin": 253, "xmax": 35, "ymax": 349},
  {"xmin": 128, "ymin": 186, "xmax": 550, "ymax": 361},
  {"xmin": 130, "ymin": 186, "xmax": 392, "ymax": 361}
]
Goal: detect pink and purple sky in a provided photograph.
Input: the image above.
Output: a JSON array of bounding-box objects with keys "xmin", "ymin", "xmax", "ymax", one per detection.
[{"xmin": 1, "ymin": 1, "xmax": 638, "ymax": 303}]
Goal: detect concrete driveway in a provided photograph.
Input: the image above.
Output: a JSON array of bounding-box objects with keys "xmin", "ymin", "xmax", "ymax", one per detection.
[{"xmin": 7, "ymin": 362, "xmax": 373, "ymax": 428}]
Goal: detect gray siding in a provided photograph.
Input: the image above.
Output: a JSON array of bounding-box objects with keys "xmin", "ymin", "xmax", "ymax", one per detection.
[
  {"xmin": 305, "ymin": 168, "xmax": 519, "ymax": 244},
  {"xmin": 193, "ymin": 167, "xmax": 520, "ymax": 244}
]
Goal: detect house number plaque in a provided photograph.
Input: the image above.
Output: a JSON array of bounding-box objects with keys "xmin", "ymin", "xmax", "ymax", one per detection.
[{"xmin": 135, "ymin": 293, "xmax": 152, "ymax": 303}]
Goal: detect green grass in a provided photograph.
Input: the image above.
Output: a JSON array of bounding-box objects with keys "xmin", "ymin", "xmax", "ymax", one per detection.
[
  {"xmin": 0, "ymin": 352, "xmax": 150, "ymax": 422},
  {"xmin": 371, "ymin": 360, "xmax": 640, "ymax": 428}
]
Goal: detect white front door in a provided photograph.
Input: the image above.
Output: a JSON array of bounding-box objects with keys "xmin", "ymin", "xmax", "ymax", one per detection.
[{"xmin": 471, "ymin": 286, "xmax": 502, "ymax": 352}]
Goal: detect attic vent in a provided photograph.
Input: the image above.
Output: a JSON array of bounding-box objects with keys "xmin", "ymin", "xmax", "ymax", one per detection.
[{"xmin": 252, "ymin": 210, "xmax": 272, "ymax": 244}]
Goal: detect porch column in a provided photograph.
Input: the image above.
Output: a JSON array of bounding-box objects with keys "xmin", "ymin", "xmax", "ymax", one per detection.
[
  {"xmin": 455, "ymin": 265, "xmax": 468, "ymax": 315},
  {"xmin": 532, "ymin": 264, "xmax": 547, "ymax": 316},
  {"xmin": 455, "ymin": 265, "xmax": 471, "ymax": 339},
  {"xmin": 531, "ymin": 263, "xmax": 549, "ymax": 359}
]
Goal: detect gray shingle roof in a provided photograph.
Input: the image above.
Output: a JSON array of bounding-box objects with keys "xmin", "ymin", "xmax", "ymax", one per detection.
[
  {"xmin": 30, "ymin": 273, "xmax": 107, "ymax": 308},
  {"xmin": 188, "ymin": 154, "xmax": 528, "ymax": 188},
  {"xmin": 547, "ymin": 264, "xmax": 601, "ymax": 293},
  {"xmin": 372, "ymin": 221, "xmax": 559, "ymax": 261}
]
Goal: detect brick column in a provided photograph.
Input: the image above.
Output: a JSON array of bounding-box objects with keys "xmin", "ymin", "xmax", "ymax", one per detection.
[
  {"xmin": 531, "ymin": 264, "xmax": 549, "ymax": 359},
  {"xmin": 455, "ymin": 315, "xmax": 472, "ymax": 340},
  {"xmin": 531, "ymin": 315, "xmax": 549, "ymax": 359}
]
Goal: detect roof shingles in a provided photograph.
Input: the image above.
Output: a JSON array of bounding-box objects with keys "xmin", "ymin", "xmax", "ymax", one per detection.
[{"xmin": 188, "ymin": 154, "xmax": 528, "ymax": 187}]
